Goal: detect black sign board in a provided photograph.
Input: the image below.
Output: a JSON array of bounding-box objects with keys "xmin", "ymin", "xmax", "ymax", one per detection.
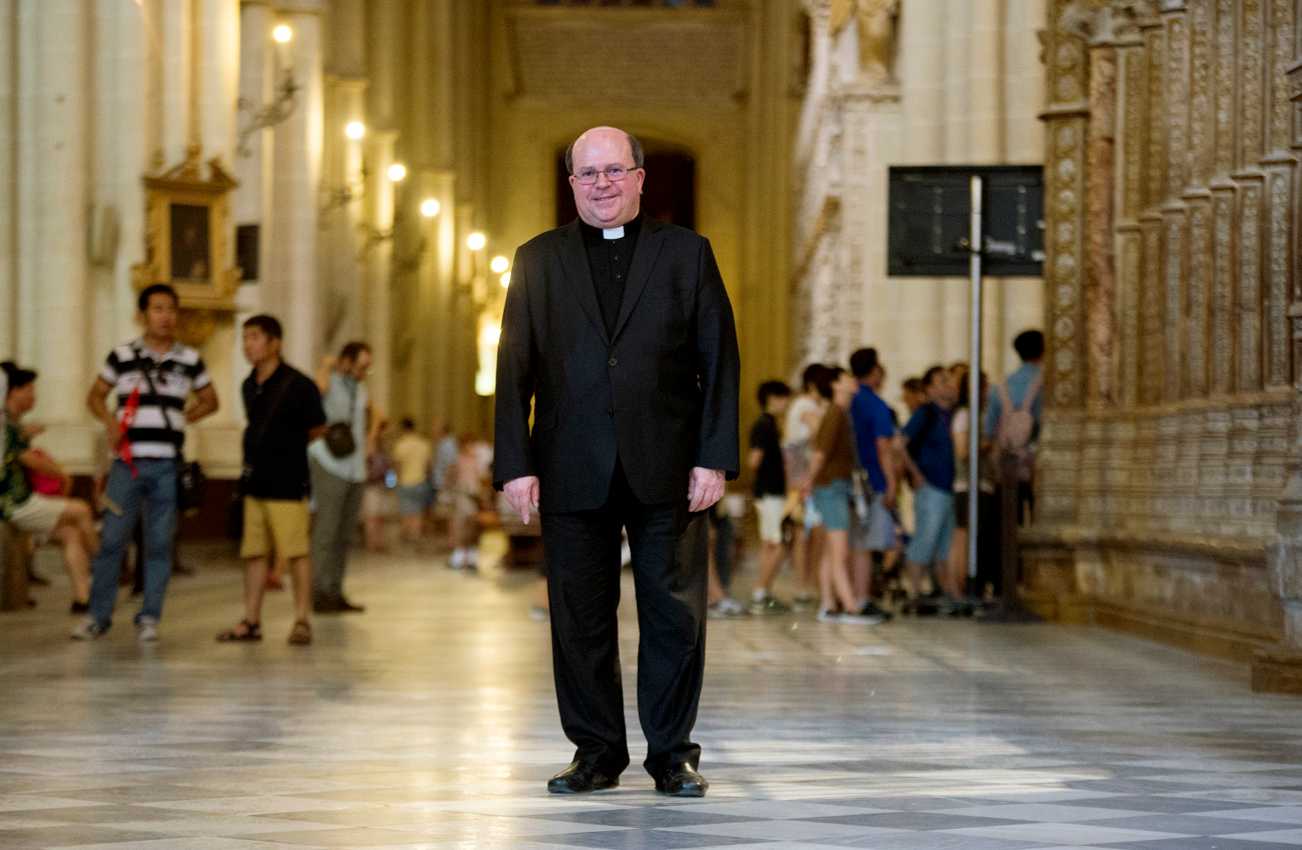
[{"xmin": 887, "ymin": 165, "xmax": 1045, "ymax": 277}]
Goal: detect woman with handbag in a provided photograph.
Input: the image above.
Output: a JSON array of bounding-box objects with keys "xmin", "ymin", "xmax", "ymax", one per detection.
[{"xmin": 799, "ymin": 367, "xmax": 884, "ymax": 625}]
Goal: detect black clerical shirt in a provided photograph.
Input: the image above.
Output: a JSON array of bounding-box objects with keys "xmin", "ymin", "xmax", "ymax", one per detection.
[{"xmin": 579, "ymin": 215, "xmax": 642, "ymax": 337}]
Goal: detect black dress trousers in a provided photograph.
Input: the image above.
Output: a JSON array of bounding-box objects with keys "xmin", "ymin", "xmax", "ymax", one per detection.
[{"xmin": 540, "ymin": 459, "xmax": 709, "ymax": 778}]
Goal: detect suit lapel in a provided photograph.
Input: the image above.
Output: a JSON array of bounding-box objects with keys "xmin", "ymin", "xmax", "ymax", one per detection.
[
  {"xmin": 611, "ymin": 217, "xmax": 665, "ymax": 343},
  {"xmin": 558, "ymin": 220, "xmax": 610, "ymax": 346}
]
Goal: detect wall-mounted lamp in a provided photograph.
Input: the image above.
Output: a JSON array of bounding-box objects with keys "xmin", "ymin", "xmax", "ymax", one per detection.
[
  {"xmin": 420, "ymin": 198, "xmax": 441, "ymax": 218},
  {"xmin": 466, "ymin": 231, "xmax": 487, "ymax": 252},
  {"xmin": 387, "ymin": 162, "xmax": 408, "ymax": 183},
  {"xmin": 237, "ymin": 24, "xmax": 300, "ymax": 157},
  {"xmin": 489, "ymin": 255, "xmax": 510, "ymax": 275},
  {"xmin": 500, "ymin": 271, "xmax": 511, "ymax": 289},
  {"xmin": 344, "ymin": 120, "xmax": 366, "ymax": 141}
]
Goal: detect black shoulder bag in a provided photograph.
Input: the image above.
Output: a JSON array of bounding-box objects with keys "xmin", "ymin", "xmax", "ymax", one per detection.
[
  {"xmin": 138, "ymin": 352, "xmax": 206, "ymax": 515},
  {"xmin": 323, "ymin": 377, "xmax": 358, "ymax": 459}
]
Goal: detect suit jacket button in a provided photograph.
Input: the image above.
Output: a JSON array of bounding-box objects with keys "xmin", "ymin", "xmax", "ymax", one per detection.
[{"xmin": 608, "ymin": 357, "xmax": 618, "ymax": 367}]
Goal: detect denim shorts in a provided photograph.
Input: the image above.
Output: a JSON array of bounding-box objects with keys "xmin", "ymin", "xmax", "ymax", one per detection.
[
  {"xmin": 397, "ymin": 482, "xmax": 433, "ymax": 516},
  {"xmin": 851, "ymin": 491, "xmax": 897, "ymax": 552},
  {"xmin": 811, "ymin": 479, "xmax": 852, "ymax": 532},
  {"xmin": 906, "ymin": 483, "xmax": 955, "ymax": 566}
]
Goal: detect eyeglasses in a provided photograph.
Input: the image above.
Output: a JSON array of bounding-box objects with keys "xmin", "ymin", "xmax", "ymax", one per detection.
[{"xmin": 572, "ymin": 164, "xmax": 638, "ymax": 185}]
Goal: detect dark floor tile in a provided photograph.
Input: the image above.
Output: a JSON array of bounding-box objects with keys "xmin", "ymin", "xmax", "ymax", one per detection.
[
  {"xmin": 1093, "ymin": 813, "xmax": 1302, "ymax": 835},
  {"xmin": 804, "ymin": 812, "xmax": 1028, "ymax": 830},
  {"xmin": 531, "ymin": 808, "xmax": 755, "ymax": 829},
  {"xmin": 523, "ymin": 830, "xmax": 761, "ymax": 849}
]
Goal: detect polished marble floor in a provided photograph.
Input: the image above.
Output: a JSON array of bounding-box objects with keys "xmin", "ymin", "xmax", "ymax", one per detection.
[{"xmin": 3, "ymin": 541, "xmax": 1302, "ymax": 849}]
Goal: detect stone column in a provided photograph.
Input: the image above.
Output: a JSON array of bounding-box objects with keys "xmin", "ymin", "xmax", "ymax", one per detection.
[
  {"xmin": 233, "ymin": 0, "xmax": 273, "ymax": 312},
  {"xmin": 0, "ymin": 0, "xmax": 15, "ymax": 356},
  {"xmin": 362, "ymin": 130, "xmax": 396, "ymax": 415},
  {"xmin": 320, "ymin": 77, "xmax": 368, "ymax": 351},
  {"xmin": 14, "ymin": 0, "xmax": 39, "ymax": 366},
  {"xmin": 361, "ymin": 0, "xmax": 403, "ymax": 417},
  {"xmin": 1084, "ymin": 38, "xmax": 1116, "ymax": 409},
  {"xmin": 89, "ymin": 0, "xmax": 150, "ymax": 394},
  {"xmin": 270, "ymin": 0, "xmax": 324, "ymax": 370},
  {"xmin": 26, "ymin": 1, "xmax": 89, "ymax": 438},
  {"xmin": 160, "ymin": 0, "xmax": 193, "ymax": 164},
  {"xmin": 192, "ymin": 0, "xmax": 243, "ymax": 474}
]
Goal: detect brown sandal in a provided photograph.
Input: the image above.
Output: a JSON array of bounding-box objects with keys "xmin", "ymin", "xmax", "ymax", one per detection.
[
  {"xmin": 216, "ymin": 619, "xmax": 262, "ymax": 642},
  {"xmin": 288, "ymin": 620, "xmax": 312, "ymax": 646}
]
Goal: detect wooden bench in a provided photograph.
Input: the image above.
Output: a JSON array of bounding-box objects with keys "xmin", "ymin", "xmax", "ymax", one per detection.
[{"xmin": 1, "ymin": 522, "xmax": 31, "ymax": 611}]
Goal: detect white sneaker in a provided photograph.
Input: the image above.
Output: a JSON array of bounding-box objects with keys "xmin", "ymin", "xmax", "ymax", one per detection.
[
  {"xmin": 838, "ymin": 611, "xmax": 884, "ymax": 625},
  {"xmin": 449, "ymin": 549, "xmax": 465, "ymax": 570},
  {"xmin": 136, "ymin": 618, "xmax": 159, "ymax": 643},
  {"xmin": 816, "ymin": 608, "xmax": 840, "ymax": 623},
  {"xmin": 70, "ymin": 617, "xmax": 107, "ymax": 640},
  {"xmin": 717, "ymin": 597, "xmax": 745, "ymax": 616}
]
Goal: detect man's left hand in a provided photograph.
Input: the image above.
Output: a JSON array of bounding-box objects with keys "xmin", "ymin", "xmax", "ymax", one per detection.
[{"xmin": 687, "ymin": 467, "xmax": 726, "ymax": 514}]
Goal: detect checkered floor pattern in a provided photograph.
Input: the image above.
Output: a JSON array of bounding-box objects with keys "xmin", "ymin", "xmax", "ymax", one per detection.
[{"xmin": 2, "ymin": 545, "xmax": 1302, "ymax": 849}]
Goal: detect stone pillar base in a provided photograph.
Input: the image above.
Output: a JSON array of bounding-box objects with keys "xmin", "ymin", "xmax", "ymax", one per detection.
[{"xmin": 1251, "ymin": 651, "xmax": 1302, "ymax": 694}]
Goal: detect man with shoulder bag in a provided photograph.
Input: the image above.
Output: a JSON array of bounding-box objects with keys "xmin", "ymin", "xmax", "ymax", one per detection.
[
  {"xmin": 217, "ymin": 315, "xmax": 326, "ymax": 645},
  {"xmin": 76, "ymin": 284, "xmax": 219, "ymax": 642},
  {"xmin": 309, "ymin": 341, "xmax": 372, "ymax": 613}
]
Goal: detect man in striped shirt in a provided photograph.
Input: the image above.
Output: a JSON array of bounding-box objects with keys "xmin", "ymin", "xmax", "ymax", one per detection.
[{"xmin": 74, "ymin": 284, "xmax": 220, "ymax": 641}]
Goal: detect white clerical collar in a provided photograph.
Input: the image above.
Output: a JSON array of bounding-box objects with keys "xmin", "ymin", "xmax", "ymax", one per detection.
[{"xmin": 602, "ymin": 226, "xmax": 625, "ymax": 240}]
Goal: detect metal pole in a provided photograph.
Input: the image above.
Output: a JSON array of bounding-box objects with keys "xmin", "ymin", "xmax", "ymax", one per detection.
[{"xmin": 967, "ymin": 175, "xmax": 983, "ymax": 587}]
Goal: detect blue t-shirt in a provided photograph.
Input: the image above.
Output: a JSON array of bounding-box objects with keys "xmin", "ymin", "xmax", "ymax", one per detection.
[
  {"xmin": 850, "ymin": 386, "xmax": 896, "ymax": 493},
  {"xmin": 903, "ymin": 402, "xmax": 955, "ymax": 492}
]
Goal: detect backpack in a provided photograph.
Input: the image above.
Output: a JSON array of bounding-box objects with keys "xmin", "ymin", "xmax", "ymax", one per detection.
[{"xmin": 996, "ymin": 375, "xmax": 1042, "ymax": 480}]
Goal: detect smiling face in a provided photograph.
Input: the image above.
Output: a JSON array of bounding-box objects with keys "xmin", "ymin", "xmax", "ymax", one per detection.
[{"xmin": 568, "ymin": 127, "xmax": 644, "ymax": 229}]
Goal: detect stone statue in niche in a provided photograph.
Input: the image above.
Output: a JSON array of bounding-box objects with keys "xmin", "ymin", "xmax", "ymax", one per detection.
[{"xmin": 829, "ymin": 0, "xmax": 899, "ymax": 85}]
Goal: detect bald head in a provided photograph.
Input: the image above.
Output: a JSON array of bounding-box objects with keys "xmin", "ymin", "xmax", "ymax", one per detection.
[
  {"xmin": 565, "ymin": 127, "xmax": 644, "ymax": 175},
  {"xmin": 566, "ymin": 126, "xmax": 646, "ymax": 228}
]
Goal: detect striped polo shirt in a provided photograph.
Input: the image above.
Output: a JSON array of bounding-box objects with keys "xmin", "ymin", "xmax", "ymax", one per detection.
[{"xmin": 100, "ymin": 339, "xmax": 212, "ymax": 460}]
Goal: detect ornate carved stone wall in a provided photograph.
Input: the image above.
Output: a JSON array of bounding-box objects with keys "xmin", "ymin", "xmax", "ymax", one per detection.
[{"xmin": 1027, "ymin": 0, "xmax": 1302, "ymax": 689}]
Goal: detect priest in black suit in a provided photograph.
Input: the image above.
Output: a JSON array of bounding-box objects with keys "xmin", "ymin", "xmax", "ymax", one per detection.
[{"xmin": 494, "ymin": 126, "xmax": 740, "ymax": 798}]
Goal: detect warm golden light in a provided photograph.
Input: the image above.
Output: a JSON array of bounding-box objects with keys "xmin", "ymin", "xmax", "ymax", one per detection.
[
  {"xmin": 386, "ymin": 162, "xmax": 408, "ymax": 183},
  {"xmin": 344, "ymin": 121, "xmax": 366, "ymax": 140},
  {"xmin": 466, "ymin": 231, "xmax": 487, "ymax": 252},
  {"xmin": 489, "ymin": 255, "xmax": 510, "ymax": 275},
  {"xmin": 500, "ymin": 271, "xmax": 511, "ymax": 288},
  {"xmin": 272, "ymin": 24, "xmax": 293, "ymax": 44},
  {"xmin": 420, "ymin": 198, "xmax": 441, "ymax": 218}
]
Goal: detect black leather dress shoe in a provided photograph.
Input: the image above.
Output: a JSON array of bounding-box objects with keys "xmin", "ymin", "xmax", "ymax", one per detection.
[
  {"xmin": 338, "ymin": 597, "xmax": 366, "ymax": 613},
  {"xmin": 547, "ymin": 762, "xmax": 619, "ymax": 794},
  {"xmin": 654, "ymin": 763, "xmax": 708, "ymax": 797}
]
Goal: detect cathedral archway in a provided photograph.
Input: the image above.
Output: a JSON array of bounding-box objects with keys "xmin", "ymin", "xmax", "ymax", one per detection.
[{"xmin": 555, "ymin": 141, "xmax": 697, "ymax": 231}]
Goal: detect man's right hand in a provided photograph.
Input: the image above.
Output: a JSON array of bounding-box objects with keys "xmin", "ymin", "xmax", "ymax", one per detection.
[
  {"xmin": 104, "ymin": 420, "xmax": 122, "ymax": 450},
  {"xmin": 504, "ymin": 476, "xmax": 541, "ymax": 525}
]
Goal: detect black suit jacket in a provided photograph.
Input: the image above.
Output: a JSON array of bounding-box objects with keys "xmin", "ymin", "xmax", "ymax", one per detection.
[{"xmin": 493, "ymin": 217, "xmax": 740, "ymax": 513}]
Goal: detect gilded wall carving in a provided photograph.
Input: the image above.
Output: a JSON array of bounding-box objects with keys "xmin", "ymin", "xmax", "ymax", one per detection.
[
  {"xmin": 1242, "ymin": 0, "xmax": 1266, "ymax": 165},
  {"xmin": 1211, "ymin": 189, "xmax": 1234, "ymax": 395},
  {"xmin": 1213, "ymin": 0, "xmax": 1236, "ymax": 174},
  {"xmin": 1238, "ymin": 179, "xmax": 1264, "ymax": 393},
  {"xmin": 1031, "ymin": 0, "xmax": 1302, "ymax": 658}
]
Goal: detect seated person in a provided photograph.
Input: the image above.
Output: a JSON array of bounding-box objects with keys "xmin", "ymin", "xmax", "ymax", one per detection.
[{"xmin": 1, "ymin": 362, "xmax": 99, "ymax": 612}]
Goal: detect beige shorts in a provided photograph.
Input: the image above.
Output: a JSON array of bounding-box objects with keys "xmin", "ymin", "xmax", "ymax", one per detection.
[
  {"xmin": 241, "ymin": 498, "xmax": 311, "ymax": 560},
  {"xmin": 9, "ymin": 494, "xmax": 68, "ymax": 536},
  {"xmin": 754, "ymin": 495, "xmax": 786, "ymax": 545}
]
